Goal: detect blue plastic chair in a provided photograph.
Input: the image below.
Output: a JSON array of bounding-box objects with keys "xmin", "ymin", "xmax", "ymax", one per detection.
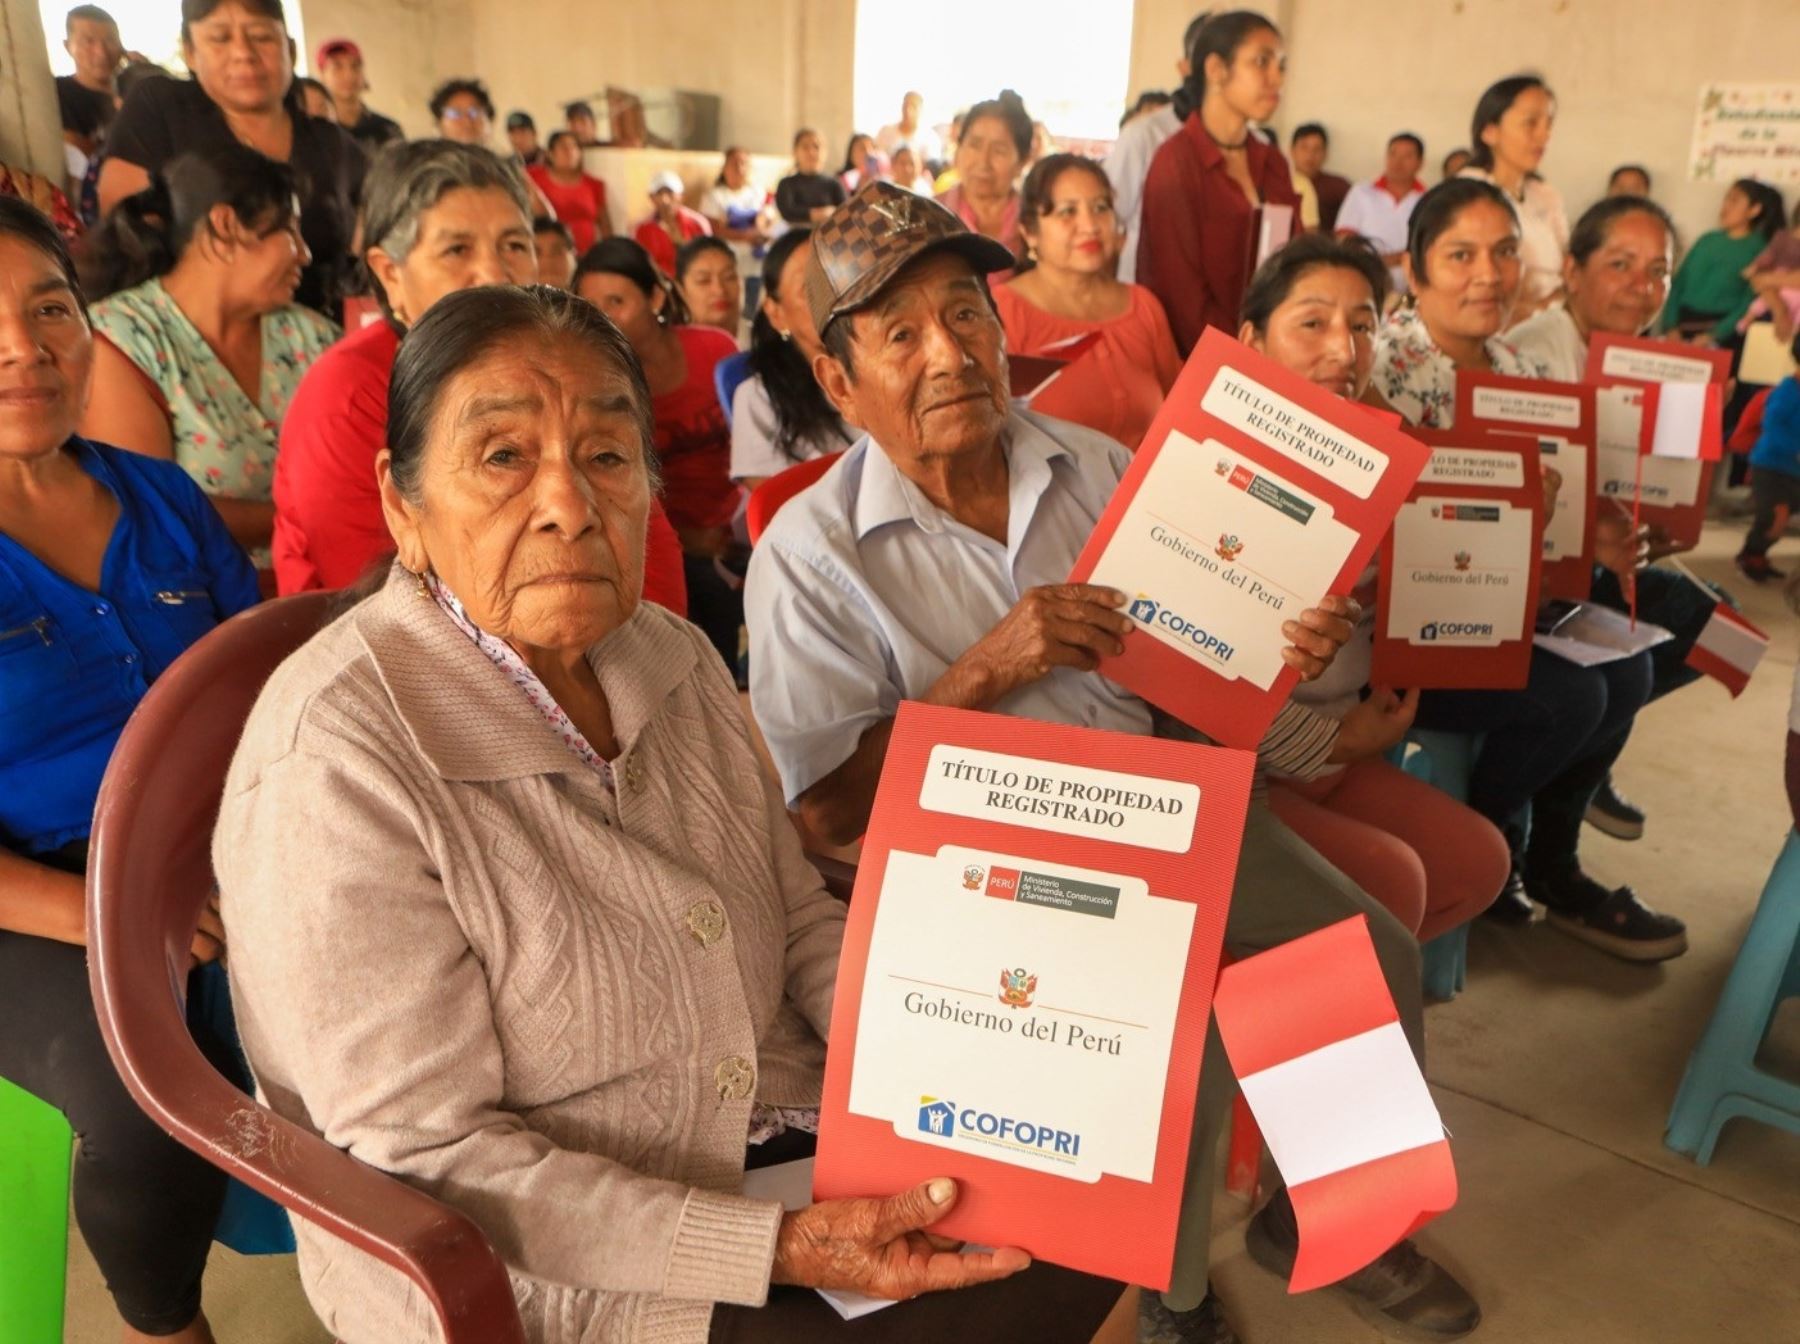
[
  {"xmin": 1665, "ymin": 830, "xmax": 1800, "ymax": 1164},
  {"xmin": 713, "ymin": 350, "xmax": 753, "ymax": 425},
  {"xmin": 1399, "ymin": 730, "xmax": 1484, "ymax": 1000}
]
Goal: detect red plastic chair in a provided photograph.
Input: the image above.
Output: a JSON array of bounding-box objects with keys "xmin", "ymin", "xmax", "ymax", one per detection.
[
  {"xmin": 746, "ymin": 452, "xmax": 844, "ymax": 545},
  {"xmin": 86, "ymin": 592, "xmax": 526, "ymax": 1344}
]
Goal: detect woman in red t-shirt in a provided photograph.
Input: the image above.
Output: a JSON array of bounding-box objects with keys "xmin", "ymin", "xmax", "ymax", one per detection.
[
  {"xmin": 994, "ymin": 154, "xmax": 1182, "ymax": 450},
  {"xmin": 525, "ymin": 131, "xmax": 612, "ymax": 254},
  {"xmin": 576, "ymin": 238, "xmax": 745, "ymax": 679},
  {"xmin": 274, "ymin": 141, "xmax": 685, "ymax": 615}
]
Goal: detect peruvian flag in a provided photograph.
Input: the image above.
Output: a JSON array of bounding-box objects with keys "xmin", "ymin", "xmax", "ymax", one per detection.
[
  {"xmin": 1686, "ymin": 604, "xmax": 1769, "ymax": 698},
  {"xmin": 1212, "ymin": 917, "xmax": 1456, "ymax": 1293},
  {"xmin": 1642, "ymin": 382, "xmax": 1725, "ymax": 461}
]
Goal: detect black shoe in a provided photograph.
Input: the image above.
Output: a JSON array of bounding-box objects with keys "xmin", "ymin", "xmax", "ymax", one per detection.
[
  {"xmin": 1736, "ymin": 553, "xmax": 1785, "ymax": 582},
  {"xmin": 1482, "ymin": 864, "xmax": 1536, "ymax": 925},
  {"xmin": 1584, "ymin": 775, "xmax": 1645, "ymax": 841},
  {"xmin": 1245, "ymin": 1192, "xmax": 1481, "ymax": 1340},
  {"xmin": 1138, "ymin": 1289, "xmax": 1240, "ymax": 1344},
  {"xmin": 1528, "ymin": 869, "xmax": 1688, "ymax": 962}
]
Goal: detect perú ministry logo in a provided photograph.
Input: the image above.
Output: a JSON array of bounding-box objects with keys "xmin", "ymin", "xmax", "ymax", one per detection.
[
  {"xmin": 918, "ymin": 1097, "xmax": 955, "ymax": 1136},
  {"xmin": 998, "ymin": 967, "xmax": 1038, "ymax": 1008},
  {"xmin": 1453, "ymin": 550, "xmax": 1472, "ymax": 571},
  {"xmin": 1128, "ymin": 594, "xmax": 1158, "ymax": 622},
  {"xmin": 961, "ymin": 864, "xmax": 985, "ymax": 890},
  {"xmin": 1216, "ymin": 533, "xmax": 1244, "ymax": 562},
  {"xmin": 1214, "ymin": 457, "xmax": 1233, "ymax": 476}
]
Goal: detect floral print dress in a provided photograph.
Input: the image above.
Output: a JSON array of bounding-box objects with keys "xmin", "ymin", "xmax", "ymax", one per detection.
[
  {"xmin": 90, "ymin": 279, "xmax": 339, "ymax": 564},
  {"xmin": 1370, "ymin": 304, "xmax": 1548, "ymax": 429}
]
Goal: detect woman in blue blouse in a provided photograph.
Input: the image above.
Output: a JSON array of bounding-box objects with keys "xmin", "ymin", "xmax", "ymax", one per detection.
[{"xmin": 0, "ymin": 197, "xmax": 259, "ymax": 1343}]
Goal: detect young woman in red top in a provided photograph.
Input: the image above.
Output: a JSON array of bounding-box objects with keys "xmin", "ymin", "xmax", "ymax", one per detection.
[
  {"xmin": 576, "ymin": 238, "xmax": 744, "ymax": 678},
  {"xmin": 993, "ymin": 154, "xmax": 1182, "ymax": 450},
  {"xmin": 525, "ymin": 131, "xmax": 613, "ymax": 253},
  {"xmin": 273, "ymin": 142, "xmax": 686, "ymax": 613},
  {"xmin": 1137, "ymin": 9, "xmax": 1299, "ymax": 354}
]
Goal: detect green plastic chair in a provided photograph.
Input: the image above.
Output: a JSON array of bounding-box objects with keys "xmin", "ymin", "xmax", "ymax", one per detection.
[{"xmin": 0, "ymin": 1075, "xmax": 72, "ymax": 1343}]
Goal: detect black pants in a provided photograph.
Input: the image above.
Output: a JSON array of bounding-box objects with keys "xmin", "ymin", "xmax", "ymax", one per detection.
[
  {"xmin": 709, "ymin": 1130, "xmax": 1123, "ymax": 1342},
  {"xmin": 684, "ymin": 552, "xmax": 747, "ymax": 684},
  {"xmin": 1414, "ymin": 647, "xmax": 1653, "ymax": 876},
  {"xmin": 1741, "ymin": 469, "xmax": 1800, "ymax": 559},
  {"xmin": 0, "ymin": 928, "xmax": 232, "ymax": 1334}
]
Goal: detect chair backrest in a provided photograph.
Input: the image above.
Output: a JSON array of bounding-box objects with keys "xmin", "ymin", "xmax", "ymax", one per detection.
[
  {"xmin": 713, "ymin": 349, "xmax": 753, "ymax": 425},
  {"xmin": 808, "ymin": 852, "xmax": 857, "ymax": 903},
  {"xmin": 746, "ymin": 451, "xmax": 844, "ymax": 545},
  {"xmin": 86, "ymin": 592, "xmax": 526, "ymax": 1344}
]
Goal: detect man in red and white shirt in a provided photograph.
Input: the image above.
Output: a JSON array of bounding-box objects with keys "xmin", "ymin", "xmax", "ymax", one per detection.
[{"xmin": 1335, "ymin": 132, "xmax": 1427, "ymax": 297}]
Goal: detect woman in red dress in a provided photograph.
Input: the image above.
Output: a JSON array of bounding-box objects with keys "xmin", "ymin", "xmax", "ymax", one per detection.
[
  {"xmin": 526, "ymin": 131, "xmax": 613, "ymax": 253},
  {"xmin": 577, "ymin": 238, "xmax": 746, "ymax": 678}
]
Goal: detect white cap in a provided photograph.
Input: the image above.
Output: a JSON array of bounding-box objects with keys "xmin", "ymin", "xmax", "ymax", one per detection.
[{"xmin": 648, "ymin": 170, "xmax": 684, "ymax": 197}]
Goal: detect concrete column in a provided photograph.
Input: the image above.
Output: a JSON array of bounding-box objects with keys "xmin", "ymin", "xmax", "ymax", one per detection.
[{"xmin": 0, "ymin": 0, "xmax": 64, "ymax": 182}]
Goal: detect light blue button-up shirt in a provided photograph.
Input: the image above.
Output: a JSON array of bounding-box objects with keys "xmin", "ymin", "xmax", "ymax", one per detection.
[{"xmin": 746, "ymin": 410, "xmax": 1153, "ymax": 804}]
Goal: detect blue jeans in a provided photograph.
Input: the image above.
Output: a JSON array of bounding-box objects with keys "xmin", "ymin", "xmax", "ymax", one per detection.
[{"xmin": 1415, "ymin": 648, "xmax": 1653, "ymax": 875}]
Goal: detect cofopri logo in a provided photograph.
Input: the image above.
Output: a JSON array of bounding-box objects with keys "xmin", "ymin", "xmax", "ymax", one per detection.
[
  {"xmin": 1419, "ymin": 620, "xmax": 1495, "ymax": 641},
  {"xmin": 915, "ymin": 1094, "xmax": 1082, "ymax": 1158},
  {"xmin": 1126, "ymin": 593, "xmax": 1235, "ymax": 663}
]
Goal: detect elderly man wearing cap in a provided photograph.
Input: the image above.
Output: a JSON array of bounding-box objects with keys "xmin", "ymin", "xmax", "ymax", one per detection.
[
  {"xmin": 635, "ymin": 170, "xmax": 714, "ymax": 277},
  {"xmin": 744, "ymin": 181, "xmax": 1483, "ymax": 1344},
  {"xmin": 315, "ymin": 38, "xmax": 402, "ymax": 154}
]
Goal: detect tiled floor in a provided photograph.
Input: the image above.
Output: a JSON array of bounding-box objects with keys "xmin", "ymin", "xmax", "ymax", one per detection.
[{"xmin": 63, "ymin": 520, "xmax": 1800, "ymax": 1343}]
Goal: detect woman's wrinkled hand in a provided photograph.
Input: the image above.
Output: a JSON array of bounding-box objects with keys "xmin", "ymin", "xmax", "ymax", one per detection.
[
  {"xmin": 769, "ymin": 1177, "xmax": 1030, "ymax": 1300},
  {"xmin": 1327, "ymin": 685, "xmax": 1420, "ymax": 764},
  {"xmin": 1594, "ymin": 501, "xmax": 1652, "ymax": 581},
  {"xmin": 1281, "ymin": 594, "xmax": 1361, "ymax": 682}
]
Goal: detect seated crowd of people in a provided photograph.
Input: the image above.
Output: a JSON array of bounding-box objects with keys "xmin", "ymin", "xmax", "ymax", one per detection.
[{"xmin": 5, "ymin": 4, "xmax": 1796, "ymax": 1344}]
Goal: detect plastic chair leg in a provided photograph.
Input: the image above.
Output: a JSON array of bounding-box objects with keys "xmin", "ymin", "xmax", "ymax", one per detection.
[
  {"xmin": 1666, "ymin": 832, "xmax": 1800, "ymax": 1163},
  {"xmin": 0, "ymin": 1076, "xmax": 72, "ymax": 1343},
  {"xmin": 1226, "ymin": 1092, "xmax": 1262, "ymax": 1202},
  {"xmin": 1422, "ymin": 925, "xmax": 1470, "ymax": 1001}
]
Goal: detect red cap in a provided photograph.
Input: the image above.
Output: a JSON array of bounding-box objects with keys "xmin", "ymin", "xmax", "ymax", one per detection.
[{"xmin": 315, "ymin": 38, "xmax": 362, "ymax": 65}]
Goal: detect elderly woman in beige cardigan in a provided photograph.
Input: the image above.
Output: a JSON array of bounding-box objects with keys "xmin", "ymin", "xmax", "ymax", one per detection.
[{"xmin": 215, "ymin": 285, "xmax": 1126, "ymax": 1344}]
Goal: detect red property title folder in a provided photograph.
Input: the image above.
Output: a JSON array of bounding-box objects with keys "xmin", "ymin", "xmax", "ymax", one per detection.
[
  {"xmin": 1456, "ymin": 371, "xmax": 1596, "ymax": 602},
  {"xmin": 812, "ymin": 702, "xmax": 1254, "ymax": 1290},
  {"xmin": 1068, "ymin": 327, "xmax": 1432, "ymax": 748},
  {"xmin": 1372, "ymin": 431, "xmax": 1544, "ymax": 691},
  {"xmin": 1586, "ymin": 333, "xmax": 1731, "ymax": 550}
]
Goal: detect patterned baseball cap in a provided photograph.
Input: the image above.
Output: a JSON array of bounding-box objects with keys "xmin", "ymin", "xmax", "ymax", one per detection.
[{"xmin": 805, "ymin": 179, "xmax": 1016, "ymax": 338}]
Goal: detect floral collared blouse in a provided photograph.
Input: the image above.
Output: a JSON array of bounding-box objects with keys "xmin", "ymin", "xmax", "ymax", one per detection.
[
  {"xmin": 1370, "ymin": 304, "xmax": 1548, "ymax": 429},
  {"xmin": 90, "ymin": 278, "xmax": 339, "ymax": 564}
]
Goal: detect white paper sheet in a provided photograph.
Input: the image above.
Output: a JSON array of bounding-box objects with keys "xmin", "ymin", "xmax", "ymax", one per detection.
[{"xmin": 1534, "ymin": 603, "xmax": 1674, "ymax": 666}]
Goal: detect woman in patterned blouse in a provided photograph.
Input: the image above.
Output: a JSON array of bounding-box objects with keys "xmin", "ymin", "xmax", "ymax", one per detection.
[
  {"xmin": 79, "ymin": 143, "xmax": 338, "ymax": 567},
  {"xmin": 1370, "ymin": 177, "xmax": 1546, "ymax": 429}
]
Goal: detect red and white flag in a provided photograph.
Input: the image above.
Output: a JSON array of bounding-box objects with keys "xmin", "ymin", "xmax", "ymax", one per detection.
[
  {"xmin": 1643, "ymin": 382, "xmax": 1725, "ymax": 461},
  {"xmin": 1686, "ymin": 604, "xmax": 1769, "ymax": 698},
  {"xmin": 1212, "ymin": 917, "xmax": 1456, "ymax": 1293}
]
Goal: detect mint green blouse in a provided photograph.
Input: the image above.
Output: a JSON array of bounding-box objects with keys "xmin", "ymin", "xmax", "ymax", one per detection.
[{"xmin": 90, "ymin": 279, "xmax": 339, "ymax": 543}]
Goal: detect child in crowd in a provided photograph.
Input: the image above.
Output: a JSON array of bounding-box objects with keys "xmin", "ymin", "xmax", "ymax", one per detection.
[
  {"xmin": 1738, "ymin": 332, "xmax": 1800, "ymax": 581},
  {"xmin": 1739, "ymin": 205, "xmax": 1800, "ymax": 342}
]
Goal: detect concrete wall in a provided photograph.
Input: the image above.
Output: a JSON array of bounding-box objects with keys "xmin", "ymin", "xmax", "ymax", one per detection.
[
  {"xmin": 1130, "ymin": 0, "xmax": 1800, "ymax": 248},
  {"xmin": 463, "ymin": 0, "xmax": 854, "ymax": 157},
  {"xmin": 297, "ymin": 0, "xmax": 854, "ymax": 154},
  {"xmin": 299, "ymin": 0, "xmax": 475, "ymax": 139}
]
